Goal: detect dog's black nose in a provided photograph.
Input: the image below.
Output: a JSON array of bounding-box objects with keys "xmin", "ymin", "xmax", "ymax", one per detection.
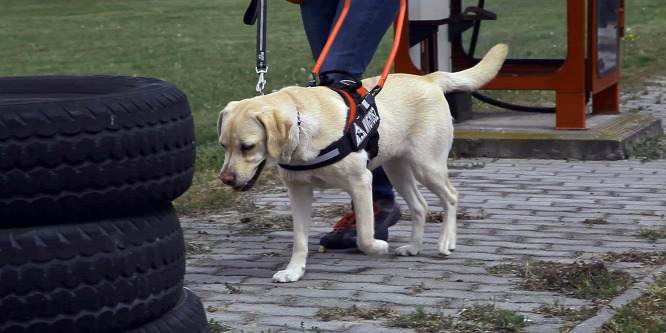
[{"xmin": 220, "ymin": 172, "xmax": 236, "ymax": 186}]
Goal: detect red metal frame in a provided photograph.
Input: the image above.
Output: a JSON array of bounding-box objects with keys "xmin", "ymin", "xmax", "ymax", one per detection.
[{"xmin": 394, "ymin": 0, "xmax": 624, "ymax": 130}]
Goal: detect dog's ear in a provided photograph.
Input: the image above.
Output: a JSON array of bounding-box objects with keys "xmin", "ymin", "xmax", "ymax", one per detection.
[
  {"xmin": 217, "ymin": 110, "xmax": 225, "ymax": 138},
  {"xmin": 217, "ymin": 102, "xmax": 237, "ymax": 138},
  {"xmin": 255, "ymin": 108, "xmax": 297, "ymax": 161}
]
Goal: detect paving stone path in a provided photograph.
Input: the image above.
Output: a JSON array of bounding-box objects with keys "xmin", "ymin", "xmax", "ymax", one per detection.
[{"xmin": 182, "ymin": 80, "xmax": 666, "ymax": 332}]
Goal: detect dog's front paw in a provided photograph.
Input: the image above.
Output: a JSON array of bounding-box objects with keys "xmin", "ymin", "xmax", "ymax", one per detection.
[
  {"xmin": 360, "ymin": 239, "xmax": 389, "ymax": 256},
  {"xmin": 395, "ymin": 244, "xmax": 421, "ymax": 256},
  {"xmin": 272, "ymin": 268, "xmax": 304, "ymax": 283}
]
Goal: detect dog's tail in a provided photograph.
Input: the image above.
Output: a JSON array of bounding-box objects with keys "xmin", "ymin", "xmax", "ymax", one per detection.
[{"xmin": 427, "ymin": 43, "xmax": 508, "ymax": 93}]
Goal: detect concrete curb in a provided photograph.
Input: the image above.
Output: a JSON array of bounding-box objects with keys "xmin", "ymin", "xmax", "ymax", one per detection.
[
  {"xmin": 453, "ymin": 113, "xmax": 663, "ymax": 160},
  {"xmin": 569, "ymin": 263, "xmax": 666, "ymax": 333}
]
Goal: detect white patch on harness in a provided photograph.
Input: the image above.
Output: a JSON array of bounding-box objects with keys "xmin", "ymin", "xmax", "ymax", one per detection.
[
  {"xmin": 351, "ymin": 106, "xmax": 379, "ymax": 149},
  {"xmin": 354, "ymin": 123, "xmax": 368, "ymax": 144},
  {"xmin": 362, "ymin": 107, "xmax": 379, "ymax": 132}
]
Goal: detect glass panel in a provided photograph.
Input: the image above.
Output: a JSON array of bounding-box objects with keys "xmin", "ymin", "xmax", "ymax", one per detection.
[{"xmin": 597, "ymin": 0, "xmax": 620, "ymax": 76}]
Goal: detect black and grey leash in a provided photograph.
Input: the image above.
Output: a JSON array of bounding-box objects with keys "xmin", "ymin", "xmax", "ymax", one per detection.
[{"xmin": 244, "ymin": 0, "xmax": 268, "ymax": 95}]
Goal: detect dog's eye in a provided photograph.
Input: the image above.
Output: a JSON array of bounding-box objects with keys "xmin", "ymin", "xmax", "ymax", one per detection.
[{"xmin": 241, "ymin": 143, "xmax": 255, "ymax": 151}]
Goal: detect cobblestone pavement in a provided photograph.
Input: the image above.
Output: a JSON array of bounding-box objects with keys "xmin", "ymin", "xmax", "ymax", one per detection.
[{"xmin": 182, "ymin": 80, "xmax": 666, "ymax": 333}]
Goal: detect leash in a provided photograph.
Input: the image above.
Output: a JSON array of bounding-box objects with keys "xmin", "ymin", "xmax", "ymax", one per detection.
[
  {"xmin": 255, "ymin": 0, "xmax": 268, "ymax": 95},
  {"xmin": 375, "ymin": 0, "xmax": 406, "ymax": 96},
  {"xmin": 306, "ymin": 0, "xmax": 352, "ymax": 87},
  {"xmin": 245, "ymin": 0, "xmax": 406, "ymax": 96},
  {"xmin": 309, "ymin": 0, "xmax": 407, "ymax": 100},
  {"xmin": 244, "ymin": 0, "xmax": 268, "ymax": 95},
  {"xmin": 278, "ymin": 0, "xmax": 406, "ymax": 171}
]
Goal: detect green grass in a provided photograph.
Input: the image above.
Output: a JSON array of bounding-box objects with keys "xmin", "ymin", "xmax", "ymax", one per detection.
[
  {"xmin": 0, "ymin": 0, "xmax": 318, "ymax": 166},
  {"xmin": 487, "ymin": 261, "xmax": 632, "ymax": 300},
  {"xmin": 386, "ymin": 304, "xmax": 526, "ymax": 333},
  {"xmin": 315, "ymin": 304, "xmax": 396, "ymax": 322},
  {"xmin": 460, "ymin": 0, "xmax": 666, "ymax": 110},
  {"xmin": 315, "ymin": 303, "xmax": 526, "ymax": 333},
  {"xmin": 461, "ymin": 0, "xmax": 568, "ymax": 59},
  {"xmin": 1, "ymin": 1, "xmax": 664, "ymax": 214},
  {"xmin": 208, "ymin": 318, "xmax": 232, "ymax": 333},
  {"xmin": 598, "ymin": 250, "xmax": 666, "ymax": 266},
  {"xmin": 598, "ymin": 272, "xmax": 666, "ymax": 333},
  {"xmin": 630, "ymin": 136, "xmax": 666, "ymax": 162},
  {"xmin": 634, "ymin": 225, "xmax": 666, "ymax": 242}
]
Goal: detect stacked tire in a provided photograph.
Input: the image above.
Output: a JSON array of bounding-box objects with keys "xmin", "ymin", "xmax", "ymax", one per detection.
[{"xmin": 0, "ymin": 76, "xmax": 209, "ymax": 333}]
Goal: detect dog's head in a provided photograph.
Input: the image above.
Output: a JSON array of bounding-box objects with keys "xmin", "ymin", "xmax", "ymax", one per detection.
[{"xmin": 217, "ymin": 100, "xmax": 297, "ymax": 192}]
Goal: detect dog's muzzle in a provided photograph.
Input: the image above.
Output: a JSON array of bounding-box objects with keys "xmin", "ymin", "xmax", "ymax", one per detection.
[{"xmin": 231, "ymin": 160, "xmax": 266, "ymax": 192}]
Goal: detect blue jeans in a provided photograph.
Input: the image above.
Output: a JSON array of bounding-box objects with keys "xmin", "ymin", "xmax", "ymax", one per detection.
[{"xmin": 300, "ymin": 0, "xmax": 399, "ymax": 201}]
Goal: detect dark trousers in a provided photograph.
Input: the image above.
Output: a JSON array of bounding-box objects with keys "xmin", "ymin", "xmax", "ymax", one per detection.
[{"xmin": 300, "ymin": 0, "xmax": 399, "ymax": 201}]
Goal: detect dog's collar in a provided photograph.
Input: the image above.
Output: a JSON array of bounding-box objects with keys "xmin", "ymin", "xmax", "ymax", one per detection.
[{"xmin": 296, "ymin": 110, "xmax": 301, "ymax": 128}]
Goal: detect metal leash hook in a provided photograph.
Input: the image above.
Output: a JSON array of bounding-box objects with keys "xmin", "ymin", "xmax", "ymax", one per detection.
[
  {"xmin": 245, "ymin": 0, "xmax": 268, "ymax": 95},
  {"xmin": 255, "ymin": 66, "xmax": 268, "ymax": 95}
]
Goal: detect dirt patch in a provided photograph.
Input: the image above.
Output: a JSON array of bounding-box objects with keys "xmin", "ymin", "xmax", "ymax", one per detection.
[
  {"xmin": 488, "ymin": 261, "xmax": 633, "ymax": 300},
  {"xmin": 387, "ymin": 303, "xmax": 526, "ymax": 333},
  {"xmin": 401, "ymin": 209, "xmax": 486, "ymax": 224},
  {"xmin": 634, "ymin": 225, "xmax": 666, "ymax": 241},
  {"xmin": 582, "ymin": 217, "xmax": 608, "ymax": 225},
  {"xmin": 316, "ymin": 303, "xmax": 526, "ymax": 333},
  {"xmin": 405, "ymin": 282, "xmax": 432, "ymax": 295},
  {"xmin": 184, "ymin": 241, "xmax": 211, "ymax": 257},
  {"xmin": 598, "ymin": 250, "xmax": 666, "ymax": 266},
  {"xmin": 315, "ymin": 304, "xmax": 396, "ymax": 322},
  {"xmin": 235, "ymin": 213, "xmax": 293, "ymax": 235},
  {"xmin": 537, "ymin": 301, "xmax": 599, "ymax": 322},
  {"xmin": 313, "ymin": 204, "xmax": 352, "ymax": 220}
]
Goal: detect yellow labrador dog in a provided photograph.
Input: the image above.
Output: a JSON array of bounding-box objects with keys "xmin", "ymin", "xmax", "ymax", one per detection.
[{"xmin": 217, "ymin": 44, "xmax": 507, "ymax": 282}]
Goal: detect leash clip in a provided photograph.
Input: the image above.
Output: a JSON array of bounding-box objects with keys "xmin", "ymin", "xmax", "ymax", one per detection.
[
  {"xmin": 306, "ymin": 73, "xmax": 317, "ymax": 87},
  {"xmin": 255, "ymin": 66, "xmax": 268, "ymax": 95}
]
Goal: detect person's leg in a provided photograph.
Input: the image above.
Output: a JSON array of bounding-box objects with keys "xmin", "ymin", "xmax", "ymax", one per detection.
[
  {"xmin": 301, "ymin": 0, "xmax": 400, "ymax": 83},
  {"xmin": 320, "ymin": 0, "xmax": 400, "ymax": 82},
  {"xmin": 301, "ymin": 0, "xmax": 401, "ymax": 249},
  {"xmin": 327, "ymin": 0, "xmax": 400, "ymax": 211},
  {"xmin": 372, "ymin": 167, "xmax": 395, "ymax": 201},
  {"xmin": 299, "ymin": 0, "xmax": 340, "ymax": 62}
]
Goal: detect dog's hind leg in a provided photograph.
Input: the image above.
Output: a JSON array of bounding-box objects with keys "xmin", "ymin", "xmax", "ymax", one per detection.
[
  {"xmin": 383, "ymin": 160, "xmax": 428, "ymax": 256},
  {"xmin": 273, "ymin": 184, "xmax": 314, "ymax": 283},
  {"xmin": 414, "ymin": 163, "xmax": 459, "ymax": 256}
]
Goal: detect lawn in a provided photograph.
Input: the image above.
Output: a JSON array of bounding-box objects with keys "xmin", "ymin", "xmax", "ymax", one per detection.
[{"xmin": 1, "ymin": 0, "xmax": 665, "ymax": 213}]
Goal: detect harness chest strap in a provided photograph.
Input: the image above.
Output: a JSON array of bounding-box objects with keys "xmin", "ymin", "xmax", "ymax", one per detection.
[{"xmin": 278, "ymin": 86, "xmax": 380, "ymax": 171}]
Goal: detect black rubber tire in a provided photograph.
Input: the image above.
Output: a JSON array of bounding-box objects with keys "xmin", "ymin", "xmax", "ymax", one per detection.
[
  {"xmin": 0, "ymin": 75, "xmax": 195, "ymax": 226},
  {"xmin": 0, "ymin": 204, "xmax": 186, "ymax": 333},
  {"xmin": 125, "ymin": 288, "xmax": 210, "ymax": 333}
]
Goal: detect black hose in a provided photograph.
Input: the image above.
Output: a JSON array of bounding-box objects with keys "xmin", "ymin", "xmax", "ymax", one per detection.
[{"xmin": 471, "ymin": 92, "xmax": 556, "ymax": 113}]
